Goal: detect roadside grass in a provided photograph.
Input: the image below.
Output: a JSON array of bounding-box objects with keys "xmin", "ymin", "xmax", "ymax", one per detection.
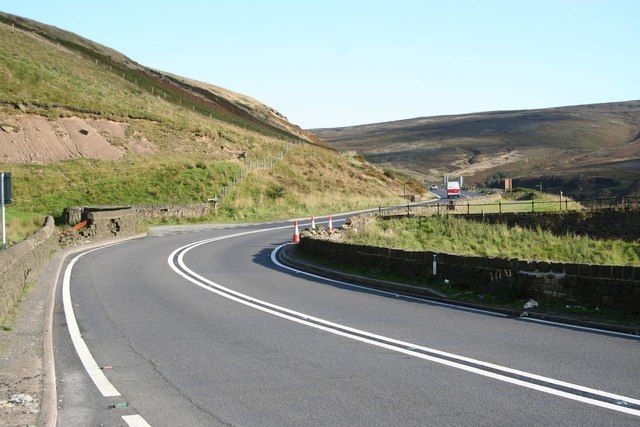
[
  {"xmin": 439, "ymin": 189, "xmax": 581, "ymax": 214},
  {"xmin": 343, "ymin": 216, "xmax": 640, "ymax": 266},
  {"xmin": 218, "ymin": 145, "xmax": 407, "ymax": 221},
  {"xmin": 1, "ymin": 145, "xmax": 411, "ymax": 240},
  {"xmin": 1, "ymin": 156, "xmax": 240, "ymax": 215},
  {"xmin": 3, "ymin": 208, "xmax": 45, "ymax": 245}
]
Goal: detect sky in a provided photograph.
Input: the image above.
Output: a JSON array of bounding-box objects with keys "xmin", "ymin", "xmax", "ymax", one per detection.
[{"xmin": 1, "ymin": 0, "xmax": 639, "ymax": 128}]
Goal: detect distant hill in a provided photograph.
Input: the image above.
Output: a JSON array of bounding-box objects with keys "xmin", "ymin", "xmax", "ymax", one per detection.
[{"xmin": 312, "ymin": 101, "xmax": 640, "ymax": 198}]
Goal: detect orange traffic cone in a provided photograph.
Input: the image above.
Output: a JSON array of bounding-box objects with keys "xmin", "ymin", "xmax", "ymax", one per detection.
[
  {"xmin": 292, "ymin": 220, "xmax": 300, "ymax": 243},
  {"xmin": 311, "ymin": 216, "xmax": 316, "ymax": 230},
  {"xmin": 328, "ymin": 215, "xmax": 334, "ymax": 232}
]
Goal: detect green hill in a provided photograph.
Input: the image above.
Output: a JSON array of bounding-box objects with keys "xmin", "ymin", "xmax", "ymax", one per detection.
[{"xmin": 0, "ymin": 12, "xmax": 422, "ymax": 243}]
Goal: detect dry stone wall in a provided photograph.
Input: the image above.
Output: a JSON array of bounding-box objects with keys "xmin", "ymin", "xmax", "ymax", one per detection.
[
  {"xmin": 64, "ymin": 203, "xmax": 213, "ymax": 226},
  {"xmin": 0, "ymin": 216, "xmax": 58, "ymax": 321},
  {"xmin": 463, "ymin": 208, "xmax": 640, "ymax": 242},
  {"xmin": 298, "ymin": 236, "xmax": 640, "ymax": 313}
]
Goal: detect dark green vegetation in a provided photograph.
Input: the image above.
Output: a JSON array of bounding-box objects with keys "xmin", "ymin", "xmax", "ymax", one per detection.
[
  {"xmin": 343, "ymin": 216, "xmax": 640, "ymax": 266},
  {"xmin": 0, "ymin": 12, "xmax": 421, "ymax": 243},
  {"xmin": 312, "ymin": 101, "xmax": 640, "ymax": 198}
]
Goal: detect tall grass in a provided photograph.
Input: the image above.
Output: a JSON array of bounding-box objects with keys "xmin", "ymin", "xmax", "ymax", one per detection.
[
  {"xmin": 344, "ymin": 216, "xmax": 640, "ymax": 266},
  {"xmin": 218, "ymin": 145, "xmax": 406, "ymax": 221}
]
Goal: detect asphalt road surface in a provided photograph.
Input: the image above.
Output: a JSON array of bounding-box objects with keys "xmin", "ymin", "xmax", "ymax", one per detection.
[{"xmin": 53, "ymin": 214, "xmax": 640, "ymax": 426}]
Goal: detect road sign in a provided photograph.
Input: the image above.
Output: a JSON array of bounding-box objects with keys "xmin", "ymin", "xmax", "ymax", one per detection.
[
  {"xmin": 2, "ymin": 173, "xmax": 11, "ymax": 204},
  {"xmin": 1, "ymin": 172, "xmax": 10, "ymax": 249}
]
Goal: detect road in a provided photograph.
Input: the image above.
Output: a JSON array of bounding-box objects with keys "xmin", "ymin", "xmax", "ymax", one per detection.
[
  {"xmin": 52, "ymin": 214, "xmax": 640, "ymax": 426},
  {"xmin": 429, "ymin": 188, "xmax": 477, "ymax": 200}
]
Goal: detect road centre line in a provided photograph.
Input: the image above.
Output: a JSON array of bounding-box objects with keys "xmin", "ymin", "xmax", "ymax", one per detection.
[{"xmin": 167, "ymin": 229, "xmax": 640, "ymax": 418}]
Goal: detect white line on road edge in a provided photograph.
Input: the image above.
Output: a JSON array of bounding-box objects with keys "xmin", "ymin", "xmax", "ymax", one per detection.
[
  {"xmin": 168, "ymin": 231, "xmax": 640, "ymax": 418},
  {"xmin": 122, "ymin": 414, "xmax": 152, "ymax": 427},
  {"xmin": 61, "ymin": 241, "xmax": 152, "ymax": 426},
  {"xmin": 63, "ymin": 246, "xmax": 121, "ymax": 397}
]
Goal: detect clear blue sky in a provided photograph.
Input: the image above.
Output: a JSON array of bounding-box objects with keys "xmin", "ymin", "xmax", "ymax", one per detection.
[{"xmin": 2, "ymin": 1, "xmax": 639, "ymax": 128}]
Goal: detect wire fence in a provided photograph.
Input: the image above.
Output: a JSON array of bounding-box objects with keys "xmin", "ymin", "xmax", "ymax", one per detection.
[
  {"xmin": 371, "ymin": 194, "xmax": 639, "ymax": 218},
  {"xmin": 217, "ymin": 140, "xmax": 303, "ymax": 201}
]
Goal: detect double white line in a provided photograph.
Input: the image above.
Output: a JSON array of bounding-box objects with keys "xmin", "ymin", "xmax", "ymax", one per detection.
[{"xmin": 168, "ymin": 227, "xmax": 640, "ymax": 419}]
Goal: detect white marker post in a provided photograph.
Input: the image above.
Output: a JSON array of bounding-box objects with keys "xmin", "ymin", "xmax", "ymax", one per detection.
[{"xmin": 432, "ymin": 253, "xmax": 437, "ymax": 276}]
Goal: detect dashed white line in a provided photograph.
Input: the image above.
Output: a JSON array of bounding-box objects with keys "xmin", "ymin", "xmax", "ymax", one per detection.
[{"xmin": 122, "ymin": 414, "xmax": 152, "ymax": 427}]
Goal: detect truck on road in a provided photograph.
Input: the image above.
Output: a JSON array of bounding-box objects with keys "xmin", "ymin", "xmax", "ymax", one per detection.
[{"xmin": 447, "ymin": 181, "xmax": 461, "ymax": 198}]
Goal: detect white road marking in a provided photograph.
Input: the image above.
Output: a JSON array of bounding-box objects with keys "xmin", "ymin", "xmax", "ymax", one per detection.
[
  {"xmin": 167, "ymin": 230, "xmax": 640, "ymax": 418},
  {"xmin": 61, "ymin": 242, "xmax": 151, "ymax": 426},
  {"xmin": 63, "ymin": 247, "xmax": 121, "ymax": 397},
  {"xmin": 122, "ymin": 414, "xmax": 152, "ymax": 427}
]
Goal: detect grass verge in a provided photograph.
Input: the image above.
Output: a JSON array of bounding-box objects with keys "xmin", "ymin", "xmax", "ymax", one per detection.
[{"xmin": 343, "ymin": 216, "xmax": 640, "ymax": 266}]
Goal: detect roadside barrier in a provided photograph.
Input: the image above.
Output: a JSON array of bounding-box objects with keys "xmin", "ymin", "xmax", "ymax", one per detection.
[
  {"xmin": 328, "ymin": 215, "xmax": 334, "ymax": 232},
  {"xmin": 291, "ymin": 220, "xmax": 300, "ymax": 243},
  {"xmin": 310, "ymin": 216, "xmax": 316, "ymax": 230}
]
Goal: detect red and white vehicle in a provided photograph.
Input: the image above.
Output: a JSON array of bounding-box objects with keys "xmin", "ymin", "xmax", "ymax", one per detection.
[{"xmin": 446, "ymin": 181, "xmax": 461, "ymax": 198}]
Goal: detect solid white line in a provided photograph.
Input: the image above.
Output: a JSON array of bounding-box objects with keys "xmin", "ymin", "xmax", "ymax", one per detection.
[
  {"xmin": 167, "ymin": 232, "xmax": 640, "ymax": 417},
  {"xmin": 122, "ymin": 414, "xmax": 152, "ymax": 427},
  {"xmin": 270, "ymin": 244, "xmax": 506, "ymax": 317},
  {"xmin": 62, "ymin": 246, "xmax": 121, "ymax": 397}
]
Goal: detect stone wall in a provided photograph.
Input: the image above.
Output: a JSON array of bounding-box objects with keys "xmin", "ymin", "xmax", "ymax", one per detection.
[
  {"xmin": 0, "ymin": 216, "xmax": 59, "ymax": 322},
  {"xmin": 298, "ymin": 236, "xmax": 640, "ymax": 313},
  {"xmin": 64, "ymin": 203, "xmax": 214, "ymax": 226},
  {"xmin": 133, "ymin": 203, "xmax": 212, "ymax": 220},
  {"xmin": 85, "ymin": 209, "xmax": 138, "ymax": 240},
  {"xmin": 463, "ymin": 208, "xmax": 640, "ymax": 242}
]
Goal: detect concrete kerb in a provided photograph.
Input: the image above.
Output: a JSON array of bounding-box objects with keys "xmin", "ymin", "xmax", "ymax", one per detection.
[
  {"xmin": 279, "ymin": 244, "xmax": 640, "ymax": 338},
  {"xmin": 38, "ymin": 233, "xmax": 146, "ymax": 427}
]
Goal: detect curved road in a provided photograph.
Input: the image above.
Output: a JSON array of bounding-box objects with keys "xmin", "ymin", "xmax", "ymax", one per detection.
[{"xmin": 53, "ymin": 215, "xmax": 640, "ymax": 426}]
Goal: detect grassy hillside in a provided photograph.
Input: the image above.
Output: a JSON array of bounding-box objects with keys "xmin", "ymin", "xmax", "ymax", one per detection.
[
  {"xmin": 312, "ymin": 101, "xmax": 640, "ymax": 198},
  {"xmin": 0, "ymin": 12, "xmax": 420, "ymax": 244}
]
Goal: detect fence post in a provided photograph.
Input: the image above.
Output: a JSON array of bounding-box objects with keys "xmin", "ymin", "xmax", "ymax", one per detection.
[
  {"xmin": 565, "ymin": 199, "xmax": 568, "ymax": 211},
  {"xmin": 407, "ymin": 204, "xmax": 410, "ymax": 215},
  {"xmin": 531, "ymin": 200, "xmax": 535, "ymax": 212},
  {"xmin": 499, "ymin": 202, "xmax": 502, "ymax": 214},
  {"xmin": 437, "ymin": 203, "xmax": 440, "ymax": 215},
  {"xmin": 378, "ymin": 206, "xmax": 381, "ymax": 216},
  {"xmin": 467, "ymin": 202, "xmax": 470, "ymax": 215}
]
